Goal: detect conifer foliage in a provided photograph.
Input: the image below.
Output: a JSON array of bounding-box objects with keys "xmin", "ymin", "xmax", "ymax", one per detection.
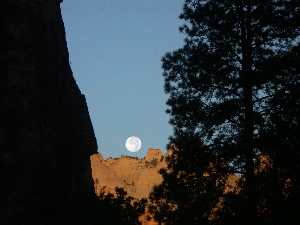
[
  {"xmin": 149, "ymin": 0, "xmax": 299, "ymax": 224},
  {"xmin": 98, "ymin": 187, "xmax": 147, "ymax": 225}
]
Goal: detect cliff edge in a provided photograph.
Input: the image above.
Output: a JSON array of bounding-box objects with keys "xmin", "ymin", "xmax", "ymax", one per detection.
[{"xmin": 0, "ymin": 1, "xmax": 98, "ymax": 224}]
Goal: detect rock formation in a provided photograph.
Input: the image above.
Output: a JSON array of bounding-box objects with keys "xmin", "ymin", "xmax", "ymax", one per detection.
[
  {"xmin": 90, "ymin": 147, "xmax": 240, "ymax": 225},
  {"xmin": 0, "ymin": 1, "xmax": 99, "ymax": 224},
  {"xmin": 90, "ymin": 149, "xmax": 167, "ymax": 200},
  {"xmin": 145, "ymin": 148, "xmax": 163, "ymax": 162},
  {"xmin": 90, "ymin": 149, "xmax": 169, "ymax": 225}
]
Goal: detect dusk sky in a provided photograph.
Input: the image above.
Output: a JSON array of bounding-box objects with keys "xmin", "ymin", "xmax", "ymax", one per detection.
[{"xmin": 61, "ymin": 0, "xmax": 185, "ymax": 159}]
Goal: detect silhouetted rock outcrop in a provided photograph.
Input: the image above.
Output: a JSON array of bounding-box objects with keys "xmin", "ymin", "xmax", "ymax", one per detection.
[{"xmin": 0, "ymin": 1, "xmax": 99, "ymax": 224}]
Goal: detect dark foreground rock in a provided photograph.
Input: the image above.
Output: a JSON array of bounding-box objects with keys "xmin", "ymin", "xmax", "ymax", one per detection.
[{"xmin": 0, "ymin": 1, "xmax": 101, "ymax": 224}]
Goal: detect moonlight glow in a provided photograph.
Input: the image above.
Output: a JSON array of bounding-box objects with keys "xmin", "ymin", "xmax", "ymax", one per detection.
[{"xmin": 125, "ymin": 136, "xmax": 141, "ymax": 152}]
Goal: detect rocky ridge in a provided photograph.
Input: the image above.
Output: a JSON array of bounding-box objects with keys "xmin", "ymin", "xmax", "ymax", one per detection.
[
  {"xmin": 90, "ymin": 148, "xmax": 170, "ymax": 200},
  {"xmin": 90, "ymin": 148, "xmax": 171, "ymax": 225},
  {"xmin": 90, "ymin": 147, "xmax": 240, "ymax": 225}
]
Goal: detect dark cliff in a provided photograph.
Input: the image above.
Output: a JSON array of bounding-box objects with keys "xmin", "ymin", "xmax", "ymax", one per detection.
[{"xmin": 0, "ymin": 0, "xmax": 99, "ymax": 224}]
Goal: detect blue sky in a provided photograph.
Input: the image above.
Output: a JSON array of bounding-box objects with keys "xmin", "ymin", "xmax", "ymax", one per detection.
[{"xmin": 61, "ymin": 0, "xmax": 184, "ymax": 159}]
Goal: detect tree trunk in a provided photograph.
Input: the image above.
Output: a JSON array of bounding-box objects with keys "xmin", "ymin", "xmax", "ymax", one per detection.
[{"xmin": 241, "ymin": 0, "xmax": 257, "ymax": 224}]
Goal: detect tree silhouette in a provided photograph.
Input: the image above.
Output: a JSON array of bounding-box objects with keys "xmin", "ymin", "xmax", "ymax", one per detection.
[
  {"xmin": 149, "ymin": 0, "xmax": 299, "ymax": 224},
  {"xmin": 149, "ymin": 144, "xmax": 229, "ymax": 225},
  {"xmin": 98, "ymin": 186, "xmax": 147, "ymax": 225}
]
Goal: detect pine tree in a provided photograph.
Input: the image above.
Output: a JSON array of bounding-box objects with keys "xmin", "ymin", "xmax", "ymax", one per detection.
[
  {"xmin": 149, "ymin": 0, "xmax": 299, "ymax": 224},
  {"xmin": 98, "ymin": 186, "xmax": 147, "ymax": 225}
]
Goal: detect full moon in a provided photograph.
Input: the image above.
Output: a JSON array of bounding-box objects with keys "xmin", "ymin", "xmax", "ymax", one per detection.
[{"xmin": 125, "ymin": 136, "xmax": 141, "ymax": 152}]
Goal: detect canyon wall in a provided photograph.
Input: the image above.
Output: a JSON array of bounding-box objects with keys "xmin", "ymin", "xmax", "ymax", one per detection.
[
  {"xmin": 0, "ymin": 1, "xmax": 99, "ymax": 224},
  {"xmin": 90, "ymin": 148, "xmax": 172, "ymax": 225},
  {"xmin": 90, "ymin": 149, "xmax": 168, "ymax": 200},
  {"xmin": 90, "ymin": 148, "xmax": 239, "ymax": 225}
]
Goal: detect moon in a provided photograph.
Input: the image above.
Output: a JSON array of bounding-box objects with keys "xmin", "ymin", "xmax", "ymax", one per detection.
[{"xmin": 125, "ymin": 136, "xmax": 141, "ymax": 152}]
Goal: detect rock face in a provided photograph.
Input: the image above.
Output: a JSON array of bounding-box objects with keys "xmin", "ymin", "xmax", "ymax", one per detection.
[
  {"xmin": 91, "ymin": 149, "xmax": 167, "ymax": 200},
  {"xmin": 90, "ymin": 149, "xmax": 169, "ymax": 225},
  {"xmin": 145, "ymin": 148, "xmax": 163, "ymax": 162},
  {"xmin": 0, "ymin": 1, "xmax": 99, "ymax": 224},
  {"xmin": 91, "ymin": 148, "xmax": 240, "ymax": 225}
]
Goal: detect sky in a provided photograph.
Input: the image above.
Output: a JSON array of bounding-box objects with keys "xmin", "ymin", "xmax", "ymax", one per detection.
[{"xmin": 60, "ymin": 0, "xmax": 185, "ymax": 159}]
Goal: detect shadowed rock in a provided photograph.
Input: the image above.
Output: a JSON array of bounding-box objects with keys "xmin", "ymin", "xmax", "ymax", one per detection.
[{"xmin": 0, "ymin": 1, "xmax": 99, "ymax": 224}]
